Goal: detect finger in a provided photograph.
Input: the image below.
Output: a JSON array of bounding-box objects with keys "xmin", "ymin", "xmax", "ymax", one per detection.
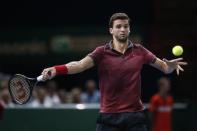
[
  {"xmin": 42, "ymin": 76, "xmax": 47, "ymax": 81},
  {"xmin": 176, "ymin": 68, "xmax": 179, "ymax": 75},
  {"xmin": 163, "ymin": 58, "xmax": 168, "ymax": 62},
  {"xmin": 43, "ymin": 70, "xmax": 49, "ymax": 79},
  {"xmin": 43, "ymin": 70, "xmax": 47, "ymax": 75},
  {"xmin": 178, "ymin": 62, "xmax": 188, "ymax": 65},
  {"xmin": 171, "ymin": 58, "xmax": 183, "ymax": 62},
  {"xmin": 178, "ymin": 65, "xmax": 184, "ymax": 71},
  {"xmin": 42, "ymin": 72, "xmax": 47, "ymax": 80},
  {"xmin": 41, "ymin": 72, "xmax": 46, "ymax": 76},
  {"xmin": 42, "ymin": 68, "xmax": 49, "ymax": 75},
  {"xmin": 41, "ymin": 70, "xmax": 46, "ymax": 75}
]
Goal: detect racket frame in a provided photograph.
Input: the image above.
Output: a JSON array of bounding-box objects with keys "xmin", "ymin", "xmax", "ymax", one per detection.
[{"xmin": 8, "ymin": 74, "xmax": 37, "ymax": 104}]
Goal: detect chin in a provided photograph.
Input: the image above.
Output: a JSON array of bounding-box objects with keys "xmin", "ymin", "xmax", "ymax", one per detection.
[
  {"xmin": 118, "ymin": 38, "xmax": 128, "ymax": 43},
  {"xmin": 114, "ymin": 35, "xmax": 129, "ymax": 43}
]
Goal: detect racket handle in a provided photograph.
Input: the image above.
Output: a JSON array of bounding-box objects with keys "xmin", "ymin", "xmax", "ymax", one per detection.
[
  {"xmin": 37, "ymin": 75, "xmax": 44, "ymax": 81},
  {"xmin": 37, "ymin": 71, "xmax": 51, "ymax": 81}
]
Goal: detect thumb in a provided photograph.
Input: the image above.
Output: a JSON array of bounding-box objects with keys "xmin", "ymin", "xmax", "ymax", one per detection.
[{"xmin": 163, "ymin": 58, "xmax": 168, "ymax": 62}]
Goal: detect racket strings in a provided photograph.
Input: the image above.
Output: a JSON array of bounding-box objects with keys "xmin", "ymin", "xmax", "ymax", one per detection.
[{"xmin": 9, "ymin": 76, "xmax": 30, "ymax": 104}]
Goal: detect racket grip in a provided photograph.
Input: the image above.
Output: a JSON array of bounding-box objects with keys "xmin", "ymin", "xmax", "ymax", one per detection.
[
  {"xmin": 37, "ymin": 75, "xmax": 44, "ymax": 81},
  {"xmin": 37, "ymin": 71, "xmax": 51, "ymax": 81}
]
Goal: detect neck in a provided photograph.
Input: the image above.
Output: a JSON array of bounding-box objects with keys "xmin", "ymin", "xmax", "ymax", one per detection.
[
  {"xmin": 159, "ymin": 91, "xmax": 168, "ymax": 98},
  {"xmin": 112, "ymin": 38, "xmax": 129, "ymax": 54}
]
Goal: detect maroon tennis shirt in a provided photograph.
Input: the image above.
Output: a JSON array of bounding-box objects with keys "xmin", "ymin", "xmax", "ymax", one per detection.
[{"xmin": 88, "ymin": 41, "xmax": 156, "ymax": 113}]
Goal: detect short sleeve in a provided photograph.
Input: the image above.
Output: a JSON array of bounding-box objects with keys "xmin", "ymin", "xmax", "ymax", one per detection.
[
  {"xmin": 88, "ymin": 46, "xmax": 104, "ymax": 65},
  {"xmin": 140, "ymin": 45, "xmax": 156, "ymax": 64},
  {"xmin": 149, "ymin": 95, "xmax": 158, "ymax": 112}
]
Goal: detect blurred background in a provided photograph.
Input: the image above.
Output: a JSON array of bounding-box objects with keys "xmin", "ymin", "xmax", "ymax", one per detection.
[{"xmin": 0, "ymin": 0, "xmax": 196, "ymax": 131}]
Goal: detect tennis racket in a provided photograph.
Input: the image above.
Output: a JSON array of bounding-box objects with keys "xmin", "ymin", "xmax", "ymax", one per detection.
[{"xmin": 8, "ymin": 74, "xmax": 45, "ymax": 104}]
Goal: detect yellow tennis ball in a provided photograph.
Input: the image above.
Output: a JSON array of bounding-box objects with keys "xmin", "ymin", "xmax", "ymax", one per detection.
[{"xmin": 172, "ymin": 45, "xmax": 183, "ymax": 56}]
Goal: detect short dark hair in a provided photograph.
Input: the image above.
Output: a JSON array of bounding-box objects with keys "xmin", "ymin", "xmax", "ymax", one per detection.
[{"xmin": 109, "ymin": 13, "xmax": 130, "ymax": 28}]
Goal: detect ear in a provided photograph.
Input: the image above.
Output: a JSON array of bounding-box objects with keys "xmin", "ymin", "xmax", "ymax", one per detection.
[{"xmin": 109, "ymin": 28, "xmax": 113, "ymax": 34}]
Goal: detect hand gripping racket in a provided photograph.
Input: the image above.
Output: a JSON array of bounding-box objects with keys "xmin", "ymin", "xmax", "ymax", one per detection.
[{"xmin": 8, "ymin": 74, "xmax": 45, "ymax": 104}]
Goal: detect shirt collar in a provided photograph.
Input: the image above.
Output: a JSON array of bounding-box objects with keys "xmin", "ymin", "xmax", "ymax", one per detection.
[{"xmin": 108, "ymin": 40, "xmax": 134, "ymax": 50}]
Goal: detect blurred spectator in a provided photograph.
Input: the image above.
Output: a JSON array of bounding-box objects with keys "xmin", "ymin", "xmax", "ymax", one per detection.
[
  {"xmin": 0, "ymin": 80, "xmax": 6, "ymax": 120},
  {"xmin": 58, "ymin": 89, "xmax": 70, "ymax": 104},
  {"xmin": 45, "ymin": 81, "xmax": 60, "ymax": 105},
  {"xmin": 0, "ymin": 73, "xmax": 10, "ymax": 82},
  {"xmin": 0, "ymin": 79, "xmax": 8, "ymax": 89},
  {"xmin": 81, "ymin": 79, "xmax": 100, "ymax": 103},
  {"xmin": 149, "ymin": 77, "xmax": 173, "ymax": 131},
  {"xmin": 30, "ymin": 86, "xmax": 49, "ymax": 107},
  {"xmin": 0, "ymin": 100, "xmax": 4, "ymax": 120},
  {"xmin": 0, "ymin": 80, "xmax": 14, "ymax": 107},
  {"xmin": 71, "ymin": 87, "xmax": 82, "ymax": 103}
]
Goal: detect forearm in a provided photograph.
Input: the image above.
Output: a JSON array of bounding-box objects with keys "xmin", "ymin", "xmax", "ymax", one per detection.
[
  {"xmin": 151, "ymin": 58, "xmax": 174, "ymax": 74},
  {"xmin": 66, "ymin": 56, "xmax": 94, "ymax": 74},
  {"xmin": 66, "ymin": 61, "xmax": 86, "ymax": 74},
  {"xmin": 42, "ymin": 56, "xmax": 94, "ymax": 80}
]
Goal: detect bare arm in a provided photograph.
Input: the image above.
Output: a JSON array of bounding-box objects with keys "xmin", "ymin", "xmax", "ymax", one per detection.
[
  {"xmin": 150, "ymin": 58, "xmax": 171, "ymax": 73},
  {"xmin": 41, "ymin": 56, "xmax": 95, "ymax": 80},
  {"xmin": 66, "ymin": 56, "xmax": 94, "ymax": 74},
  {"xmin": 150, "ymin": 57, "xmax": 187, "ymax": 75}
]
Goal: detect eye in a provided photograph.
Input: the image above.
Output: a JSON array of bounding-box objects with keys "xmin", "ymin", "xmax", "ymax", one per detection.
[
  {"xmin": 116, "ymin": 25, "xmax": 121, "ymax": 29},
  {"xmin": 124, "ymin": 25, "xmax": 129, "ymax": 28}
]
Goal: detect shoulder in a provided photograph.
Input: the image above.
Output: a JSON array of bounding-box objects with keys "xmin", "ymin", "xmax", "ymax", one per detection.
[
  {"xmin": 132, "ymin": 42, "xmax": 143, "ymax": 47},
  {"xmin": 95, "ymin": 45, "xmax": 106, "ymax": 51},
  {"xmin": 151, "ymin": 94, "xmax": 160, "ymax": 101},
  {"xmin": 132, "ymin": 43, "xmax": 147, "ymax": 53},
  {"xmin": 133, "ymin": 43, "xmax": 147, "ymax": 50},
  {"xmin": 133, "ymin": 43, "xmax": 142, "ymax": 47},
  {"xmin": 97, "ymin": 43, "xmax": 110, "ymax": 50},
  {"xmin": 92, "ymin": 43, "xmax": 109, "ymax": 53}
]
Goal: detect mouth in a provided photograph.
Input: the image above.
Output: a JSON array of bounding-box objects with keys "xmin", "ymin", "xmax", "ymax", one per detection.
[{"xmin": 120, "ymin": 34, "xmax": 126, "ymax": 37}]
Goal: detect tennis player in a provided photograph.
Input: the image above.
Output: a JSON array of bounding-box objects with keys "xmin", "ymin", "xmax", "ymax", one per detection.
[
  {"xmin": 149, "ymin": 77, "xmax": 173, "ymax": 131},
  {"xmin": 41, "ymin": 13, "xmax": 187, "ymax": 131}
]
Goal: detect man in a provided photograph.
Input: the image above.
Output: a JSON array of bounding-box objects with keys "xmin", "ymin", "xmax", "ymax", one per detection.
[
  {"xmin": 149, "ymin": 77, "xmax": 173, "ymax": 131},
  {"xmin": 41, "ymin": 13, "xmax": 187, "ymax": 131}
]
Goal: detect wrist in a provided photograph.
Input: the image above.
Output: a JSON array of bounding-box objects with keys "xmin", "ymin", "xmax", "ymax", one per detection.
[
  {"xmin": 165, "ymin": 65, "xmax": 174, "ymax": 74},
  {"xmin": 54, "ymin": 65, "xmax": 68, "ymax": 75},
  {"xmin": 163, "ymin": 61, "xmax": 174, "ymax": 74}
]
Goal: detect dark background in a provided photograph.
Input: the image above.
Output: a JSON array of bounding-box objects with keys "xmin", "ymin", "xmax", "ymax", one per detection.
[{"xmin": 0, "ymin": 0, "xmax": 196, "ymax": 102}]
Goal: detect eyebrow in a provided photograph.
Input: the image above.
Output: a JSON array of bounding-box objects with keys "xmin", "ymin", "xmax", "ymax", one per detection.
[{"xmin": 115, "ymin": 24, "xmax": 129, "ymax": 26}]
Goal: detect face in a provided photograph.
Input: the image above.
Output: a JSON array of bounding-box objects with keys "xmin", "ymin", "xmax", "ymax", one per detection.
[
  {"xmin": 110, "ymin": 19, "xmax": 130, "ymax": 43},
  {"xmin": 86, "ymin": 80, "xmax": 96, "ymax": 92}
]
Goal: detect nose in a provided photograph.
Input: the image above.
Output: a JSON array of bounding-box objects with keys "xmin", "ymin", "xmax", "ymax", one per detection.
[
  {"xmin": 120, "ymin": 27, "xmax": 125, "ymax": 31},
  {"xmin": 120, "ymin": 26, "xmax": 127, "ymax": 32}
]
